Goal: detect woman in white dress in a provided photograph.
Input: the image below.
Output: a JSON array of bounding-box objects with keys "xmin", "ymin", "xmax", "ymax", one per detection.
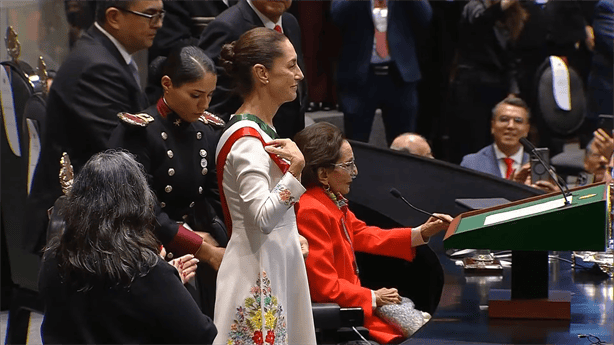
[{"xmin": 214, "ymin": 27, "xmax": 316, "ymax": 345}]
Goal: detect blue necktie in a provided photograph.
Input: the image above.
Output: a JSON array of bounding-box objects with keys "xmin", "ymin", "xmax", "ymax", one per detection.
[{"xmin": 128, "ymin": 59, "xmax": 141, "ymax": 88}]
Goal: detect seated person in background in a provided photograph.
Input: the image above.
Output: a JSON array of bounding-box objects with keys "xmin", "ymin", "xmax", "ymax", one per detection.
[
  {"xmin": 582, "ymin": 129, "xmax": 614, "ymax": 183},
  {"xmin": 294, "ymin": 122, "xmax": 453, "ymax": 344},
  {"xmin": 460, "ymin": 96, "xmax": 531, "ymax": 178},
  {"xmin": 390, "ymin": 133, "xmax": 434, "ymax": 158},
  {"xmin": 461, "ymin": 96, "xmax": 556, "ymax": 191},
  {"xmin": 38, "ymin": 151, "xmax": 217, "ymax": 344}
]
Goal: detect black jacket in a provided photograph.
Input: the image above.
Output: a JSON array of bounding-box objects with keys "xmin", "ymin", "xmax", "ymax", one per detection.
[
  {"xmin": 39, "ymin": 255, "xmax": 217, "ymax": 344},
  {"xmin": 25, "ymin": 25, "xmax": 149, "ymax": 254}
]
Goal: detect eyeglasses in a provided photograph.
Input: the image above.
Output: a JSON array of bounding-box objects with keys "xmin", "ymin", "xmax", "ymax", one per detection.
[
  {"xmin": 332, "ymin": 159, "xmax": 357, "ymax": 174},
  {"xmin": 117, "ymin": 7, "xmax": 165, "ymax": 26},
  {"xmin": 495, "ymin": 115, "xmax": 527, "ymax": 125}
]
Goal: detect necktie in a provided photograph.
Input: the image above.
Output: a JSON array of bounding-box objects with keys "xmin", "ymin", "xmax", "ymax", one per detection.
[
  {"xmin": 504, "ymin": 157, "xmax": 514, "ymax": 179},
  {"xmin": 274, "ymin": 25, "xmax": 282, "ymax": 33},
  {"xmin": 128, "ymin": 59, "xmax": 141, "ymax": 88},
  {"xmin": 374, "ymin": 0, "xmax": 389, "ymax": 58}
]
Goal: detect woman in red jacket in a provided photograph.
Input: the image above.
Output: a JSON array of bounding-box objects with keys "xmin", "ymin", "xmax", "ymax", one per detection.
[{"xmin": 294, "ymin": 122, "xmax": 452, "ymax": 344}]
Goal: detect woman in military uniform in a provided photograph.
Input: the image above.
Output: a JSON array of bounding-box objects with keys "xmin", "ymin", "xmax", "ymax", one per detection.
[{"xmin": 109, "ymin": 46, "xmax": 226, "ymax": 318}]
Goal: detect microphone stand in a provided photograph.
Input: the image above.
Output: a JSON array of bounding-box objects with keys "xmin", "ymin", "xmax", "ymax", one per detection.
[{"xmin": 389, "ymin": 188, "xmax": 503, "ymax": 273}]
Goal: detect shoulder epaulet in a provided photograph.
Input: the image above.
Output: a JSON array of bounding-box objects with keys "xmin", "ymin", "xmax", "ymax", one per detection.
[
  {"xmin": 117, "ymin": 112, "xmax": 154, "ymax": 127},
  {"xmin": 199, "ymin": 111, "xmax": 225, "ymax": 128}
]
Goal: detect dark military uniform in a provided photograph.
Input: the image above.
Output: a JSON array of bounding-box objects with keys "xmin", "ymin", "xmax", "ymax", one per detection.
[{"xmin": 109, "ymin": 98, "xmax": 227, "ymax": 317}]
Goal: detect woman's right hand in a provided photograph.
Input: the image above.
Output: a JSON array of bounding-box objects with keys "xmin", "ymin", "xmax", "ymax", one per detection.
[
  {"xmin": 419, "ymin": 213, "xmax": 453, "ymax": 241},
  {"xmin": 194, "ymin": 241, "xmax": 225, "ymax": 271},
  {"xmin": 375, "ymin": 287, "xmax": 401, "ymax": 306},
  {"xmin": 265, "ymin": 139, "xmax": 305, "ymax": 178}
]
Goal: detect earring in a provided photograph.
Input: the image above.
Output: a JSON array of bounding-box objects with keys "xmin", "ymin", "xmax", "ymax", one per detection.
[{"xmin": 323, "ymin": 183, "xmax": 331, "ymax": 192}]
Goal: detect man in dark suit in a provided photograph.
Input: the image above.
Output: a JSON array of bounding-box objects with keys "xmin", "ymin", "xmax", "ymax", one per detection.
[
  {"xmin": 149, "ymin": 0, "xmax": 237, "ymax": 63},
  {"xmin": 198, "ymin": 0, "xmax": 307, "ymax": 139},
  {"xmin": 24, "ymin": 0, "xmax": 163, "ymax": 253},
  {"xmin": 330, "ymin": 0, "xmax": 432, "ymax": 145},
  {"xmin": 460, "ymin": 96, "xmax": 531, "ymax": 179}
]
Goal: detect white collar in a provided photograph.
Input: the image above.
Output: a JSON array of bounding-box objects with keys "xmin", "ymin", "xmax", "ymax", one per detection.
[
  {"xmin": 247, "ymin": 0, "xmax": 283, "ymax": 31},
  {"xmin": 94, "ymin": 22, "xmax": 133, "ymax": 65},
  {"xmin": 493, "ymin": 143, "xmax": 524, "ymax": 164}
]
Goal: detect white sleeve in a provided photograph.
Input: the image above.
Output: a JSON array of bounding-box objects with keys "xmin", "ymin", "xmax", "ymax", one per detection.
[{"xmin": 228, "ymin": 136, "xmax": 306, "ymax": 234}]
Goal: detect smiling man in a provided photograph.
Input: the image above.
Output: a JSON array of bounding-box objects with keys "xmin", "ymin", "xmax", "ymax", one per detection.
[
  {"xmin": 25, "ymin": 0, "xmax": 164, "ymax": 254},
  {"xmin": 460, "ymin": 96, "xmax": 531, "ymax": 179}
]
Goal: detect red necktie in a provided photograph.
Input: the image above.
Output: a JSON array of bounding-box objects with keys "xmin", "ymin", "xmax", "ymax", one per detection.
[
  {"xmin": 274, "ymin": 25, "xmax": 282, "ymax": 33},
  {"xmin": 374, "ymin": 0, "xmax": 389, "ymax": 58},
  {"xmin": 504, "ymin": 158, "xmax": 514, "ymax": 179}
]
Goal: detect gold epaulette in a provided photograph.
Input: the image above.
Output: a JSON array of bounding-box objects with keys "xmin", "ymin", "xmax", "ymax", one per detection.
[
  {"xmin": 117, "ymin": 112, "xmax": 154, "ymax": 127},
  {"xmin": 199, "ymin": 111, "xmax": 225, "ymax": 128}
]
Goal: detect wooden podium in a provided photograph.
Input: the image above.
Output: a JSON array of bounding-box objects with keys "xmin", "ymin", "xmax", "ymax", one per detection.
[{"xmin": 444, "ymin": 182, "xmax": 611, "ymax": 319}]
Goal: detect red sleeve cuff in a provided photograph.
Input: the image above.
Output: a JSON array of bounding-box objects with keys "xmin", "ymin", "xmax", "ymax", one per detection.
[{"xmin": 164, "ymin": 224, "xmax": 203, "ymax": 257}]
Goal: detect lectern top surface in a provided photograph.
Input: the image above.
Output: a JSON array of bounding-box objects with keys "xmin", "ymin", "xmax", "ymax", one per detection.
[{"xmin": 455, "ymin": 184, "xmax": 607, "ymax": 234}]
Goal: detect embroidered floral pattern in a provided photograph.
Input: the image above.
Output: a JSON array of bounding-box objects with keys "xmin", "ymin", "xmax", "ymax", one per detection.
[
  {"xmin": 273, "ymin": 185, "xmax": 296, "ymax": 207},
  {"xmin": 227, "ymin": 271, "xmax": 287, "ymax": 345}
]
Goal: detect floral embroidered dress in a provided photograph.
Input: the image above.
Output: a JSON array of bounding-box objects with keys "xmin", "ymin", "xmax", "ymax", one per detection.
[{"xmin": 214, "ymin": 115, "xmax": 316, "ymax": 345}]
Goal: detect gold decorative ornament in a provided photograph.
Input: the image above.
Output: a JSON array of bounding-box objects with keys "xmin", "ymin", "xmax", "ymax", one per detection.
[
  {"xmin": 59, "ymin": 152, "xmax": 74, "ymax": 195},
  {"xmin": 5, "ymin": 26, "xmax": 20, "ymax": 61}
]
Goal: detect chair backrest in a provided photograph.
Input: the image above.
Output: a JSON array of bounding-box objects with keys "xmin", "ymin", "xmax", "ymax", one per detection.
[{"xmin": 1, "ymin": 46, "xmax": 42, "ymax": 293}]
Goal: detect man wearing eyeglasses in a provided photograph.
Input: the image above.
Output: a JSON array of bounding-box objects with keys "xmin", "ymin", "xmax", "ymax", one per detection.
[
  {"xmin": 25, "ymin": 1, "xmax": 164, "ymax": 255},
  {"xmin": 460, "ymin": 96, "xmax": 531, "ymax": 179}
]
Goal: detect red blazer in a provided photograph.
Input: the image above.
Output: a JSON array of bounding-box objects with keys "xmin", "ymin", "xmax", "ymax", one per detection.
[{"xmin": 297, "ymin": 187, "xmax": 416, "ymax": 344}]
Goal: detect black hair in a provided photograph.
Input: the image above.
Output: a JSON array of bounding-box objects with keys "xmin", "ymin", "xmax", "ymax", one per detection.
[
  {"xmin": 492, "ymin": 95, "xmax": 531, "ymax": 120},
  {"xmin": 95, "ymin": 1, "xmax": 132, "ymax": 25},
  {"xmin": 219, "ymin": 27, "xmax": 287, "ymax": 97},
  {"xmin": 149, "ymin": 45, "xmax": 216, "ymax": 88},
  {"xmin": 294, "ymin": 122, "xmax": 345, "ymax": 188},
  {"xmin": 44, "ymin": 150, "xmax": 160, "ymax": 291}
]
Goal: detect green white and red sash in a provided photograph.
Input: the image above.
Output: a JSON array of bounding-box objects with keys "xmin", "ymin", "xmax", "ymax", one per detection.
[{"xmin": 216, "ymin": 115, "xmax": 289, "ymax": 237}]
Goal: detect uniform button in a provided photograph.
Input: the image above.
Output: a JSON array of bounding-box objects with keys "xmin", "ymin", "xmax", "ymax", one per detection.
[
  {"xmin": 166, "ymin": 252, "xmax": 173, "ymax": 259},
  {"xmin": 165, "ymin": 185, "xmax": 173, "ymax": 193},
  {"xmin": 161, "ymin": 132, "xmax": 168, "ymax": 140},
  {"xmin": 167, "ymin": 150, "xmax": 174, "ymax": 159},
  {"xmin": 160, "ymin": 202, "xmax": 166, "ymax": 208},
  {"xmin": 168, "ymin": 168, "xmax": 175, "ymax": 176},
  {"xmin": 201, "ymin": 158, "xmax": 208, "ymax": 168},
  {"xmin": 199, "ymin": 186, "xmax": 203, "ymax": 194},
  {"xmin": 189, "ymin": 202, "xmax": 195, "ymax": 208},
  {"xmin": 200, "ymin": 149, "xmax": 207, "ymax": 157},
  {"xmin": 202, "ymin": 168, "xmax": 208, "ymax": 175},
  {"xmin": 197, "ymin": 132, "xmax": 202, "ymax": 140}
]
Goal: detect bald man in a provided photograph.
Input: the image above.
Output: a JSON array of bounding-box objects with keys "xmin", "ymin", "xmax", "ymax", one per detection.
[{"xmin": 390, "ymin": 133, "xmax": 434, "ymax": 158}]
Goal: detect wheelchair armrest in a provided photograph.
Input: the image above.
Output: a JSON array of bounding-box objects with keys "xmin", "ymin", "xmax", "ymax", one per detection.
[{"xmin": 311, "ymin": 303, "xmax": 364, "ymax": 330}]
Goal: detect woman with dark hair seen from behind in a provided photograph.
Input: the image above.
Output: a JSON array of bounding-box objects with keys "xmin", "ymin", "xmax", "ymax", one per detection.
[
  {"xmin": 213, "ymin": 27, "xmax": 316, "ymax": 344},
  {"xmin": 294, "ymin": 122, "xmax": 453, "ymax": 344},
  {"xmin": 109, "ymin": 45, "xmax": 226, "ymax": 318},
  {"xmin": 39, "ymin": 151, "xmax": 217, "ymax": 344}
]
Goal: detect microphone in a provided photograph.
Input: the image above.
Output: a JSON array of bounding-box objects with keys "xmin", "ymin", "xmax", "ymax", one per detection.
[
  {"xmin": 519, "ymin": 137, "xmax": 571, "ymax": 206},
  {"xmin": 390, "ymin": 188, "xmax": 450, "ymax": 223}
]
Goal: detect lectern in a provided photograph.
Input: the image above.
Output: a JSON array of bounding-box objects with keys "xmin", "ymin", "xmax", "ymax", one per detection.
[{"xmin": 444, "ymin": 182, "xmax": 611, "ymax": 319}]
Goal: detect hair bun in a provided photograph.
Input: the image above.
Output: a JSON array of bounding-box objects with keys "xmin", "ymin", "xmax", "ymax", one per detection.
[
  {"xmin": 219, "ymin": 41, "xmax": 236, "ymax": 75},
  {"xmin": 148, "ymin": 56, "xmax": 167, "ymax": 85}
]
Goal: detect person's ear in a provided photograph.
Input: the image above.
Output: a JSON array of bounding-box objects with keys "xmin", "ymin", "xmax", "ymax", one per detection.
[
  {"xmin": 161, "ymin": 76, "xmax": 173, "ymax": 93},
  {"xmin": 253, "ymin": 64, "xmax": 269, "ymax": 85},
  {"xmin": 105, "ymin": 7, "xmax": 122, "ymax": 31},
  {"xmin": 317, "ymin": 167, "xmax": 329, "ymax": 186}
]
